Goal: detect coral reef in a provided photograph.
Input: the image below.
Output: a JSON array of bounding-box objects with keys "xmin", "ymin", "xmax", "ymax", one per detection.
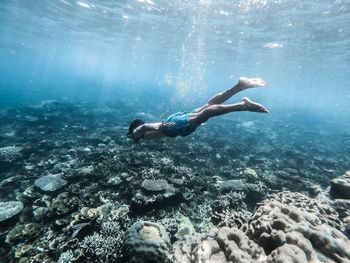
[
  {"xmin": 57, "ymin": 250, "xmax": 75, "ymax": 263},
  {"xmin": 80, "ymin": 233, "xmax": 120, "ymax": 261},
  {"xmin": 6, "ymin": 223, "xmax": 41, "ymax": 244},
  {"xmin": 48, "ymin": 192, "xmax": 79, "ymax": 217},
  {"xmin": 0, "ymin": 201, "xmax": 23, "ymax": 223},
  {"xmin": 0, "ymin": 146, "xmax": 22, "ymax": 164},
  {"xmin": 264, "ymin": 191, "xmax": 343, "ymax": 231},
  {"xmin": 79, "ymin": 220, "xmax": 123, "ymax": 261},
  {"xmin": 172, "ymin": 227, "xmax": 265, "ymax": 263},
  {"xmin": 142, "ymin": 179, "xmax": 172, "ymax": 193},
  {"xmin": 172, "ymin": 191, "xmax": 350, "ymax": 263},
  {"xmin": 0, "ymin": 102, "xmax": 349, "ymax": 262},
  {"xmin": 123, "ymin": 221, "xmax": 171, "ymax": 263},
  {"xmin": 34, "ymin": 174, "xmax": 67, "ymax": 192},
  {"xmin": 131, "ymin": 179, "xmax": 180, "ymax": 212},
  {"xmin": 211, "ymin": 191, "xmax": 250, "ymax": 228},
  {"xmin": 243, "ymin": 197, "xmax": 350, "ymax": 262}
]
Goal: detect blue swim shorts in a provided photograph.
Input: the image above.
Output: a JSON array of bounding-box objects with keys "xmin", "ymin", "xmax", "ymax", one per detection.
[{"xmin": 163, "ymin": 111, "xmax": 197, "ymax": 138}]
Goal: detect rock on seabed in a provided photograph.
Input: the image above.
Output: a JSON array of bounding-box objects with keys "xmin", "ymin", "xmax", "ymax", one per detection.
[{"xmin": 330, "ymin": 171, "xmax": 350, "ymax": 199}]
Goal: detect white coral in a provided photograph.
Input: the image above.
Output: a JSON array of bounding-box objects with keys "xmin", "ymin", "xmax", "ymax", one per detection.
[
  {"xmin": 58, "ymin": 250, "xmax": 74, "ymax": 263},
  {"xmin": 81, "ymin": 233, "xmax": 119, "ymax": 258}
]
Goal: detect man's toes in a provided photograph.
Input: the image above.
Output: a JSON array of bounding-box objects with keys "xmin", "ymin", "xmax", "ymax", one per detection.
[
  {"xmin": 255, "ymin": 79, "xmax": 265, "ymax": 86},
  {"xmin": 261, "ymin": 106, "xmax": 268, "ymax": 113},
  {"xmin": 256, "ymin": 104, "xmax": 267, "ymax": 112}
]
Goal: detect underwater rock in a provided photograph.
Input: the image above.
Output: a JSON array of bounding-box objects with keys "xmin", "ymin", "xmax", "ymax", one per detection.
[
  {"xmin": 241, "ymin": 167, "xmax": 258, "ymax": 180},
  {"xmin": 345, "ymin": 216, "xmax": 350, "ymax": 239},
  {"xmin": 330, "ymin": 171, "xmax": 350, "ymax": 199},
  {"xmin": 0, "ymin": 201, "xmax": 23, "ymax": 223},
  {"xmin": 122, "ymin": 221, "xmax": 170, "ymax": 263},
  {"xmin": 78, "ymin": 165, "xmax": 94, "ymax": 176},
  {"xmin": 82, "ymin": 147, "xmax": 92, "ymax": 153},
  {"xmin": 332, "ymin": 199, "xmax": 350, "ymax": 219},
  {"xmin": 307, "ymin": 184, "xmax": 323, "ymax": 198},
  {"xmin": 0, "ymin": 175, "xmax": 23, "ymax": 188},
  {"xmin": 34, "ymin": 174, "xmax": 67, "ymax": 192},
  {"xmin": 242, "ymin": 196, "xmax": 350, "ymax": 262},
  {"xmin": 219, "ymin": 179, "xmax": 246, "ymax": 193}
]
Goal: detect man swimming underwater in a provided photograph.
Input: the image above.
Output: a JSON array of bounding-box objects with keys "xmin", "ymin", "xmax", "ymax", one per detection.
[{"xmin": 128, "ymin": 77, "xmax": 268, "ymax": 141}]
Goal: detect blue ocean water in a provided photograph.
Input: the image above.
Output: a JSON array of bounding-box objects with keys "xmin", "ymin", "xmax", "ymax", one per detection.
[
  {"xmin": 0, "ymin": 1, "xmax": 350, "ymax": 262},
  {"xmin": 1, "ymin": 0, "xmax": 349, "ymax": 121}
]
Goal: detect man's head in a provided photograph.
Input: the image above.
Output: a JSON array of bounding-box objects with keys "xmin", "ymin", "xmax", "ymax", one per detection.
[{"xmin": 127, "ymin": 119, "xmax": 144, "ymax": 140}]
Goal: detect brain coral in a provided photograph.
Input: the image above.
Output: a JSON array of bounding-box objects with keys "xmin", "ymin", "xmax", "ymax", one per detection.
[
  {"xmin": 123, "ymin": 221, "xmax": 170, "ymax": 263},
  {"xmin": 242, "ymin": 198, "xmax": 350, "ymax": 262},
  {"xmin": 172, "ymin": 227, "xmax": 265, "ymax": 263}
]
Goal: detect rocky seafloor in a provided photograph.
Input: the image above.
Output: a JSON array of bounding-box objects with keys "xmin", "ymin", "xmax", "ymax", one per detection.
[{"xmin": 0, "ymin": 100, "xmax": 349, "ymax": 263}]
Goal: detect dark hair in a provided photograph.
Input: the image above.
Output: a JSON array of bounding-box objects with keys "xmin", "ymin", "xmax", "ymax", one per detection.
[{"xmin": 127, "ymin": 119, "xmax": 145, "ymax": 138}]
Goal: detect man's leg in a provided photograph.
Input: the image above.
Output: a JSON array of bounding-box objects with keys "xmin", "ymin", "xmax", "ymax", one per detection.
[
  {"xmin": 192, "ymin": 77, "xmax": 265, "ymax": 113},
  {"xmin": 190, "ymin": 97, "xmax": 268, "ymax": 125}
]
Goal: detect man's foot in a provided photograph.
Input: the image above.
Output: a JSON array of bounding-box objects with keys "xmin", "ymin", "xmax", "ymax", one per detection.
[
  {"xmin": 238, "ymin": 77, "xmax": 265, "ymax": 89},
  {"xmin": 241, "ymin": 97, "xmax": 269, "ymax": 113}
]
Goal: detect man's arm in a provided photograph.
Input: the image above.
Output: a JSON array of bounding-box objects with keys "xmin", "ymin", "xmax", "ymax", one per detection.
[
  {"xmin": 142, "ymin": 130, "xmax": 165, "ymax": 140},
  {"xmin": 131, "ymin": 122, "xmax": 168, "ymax": 141}
]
